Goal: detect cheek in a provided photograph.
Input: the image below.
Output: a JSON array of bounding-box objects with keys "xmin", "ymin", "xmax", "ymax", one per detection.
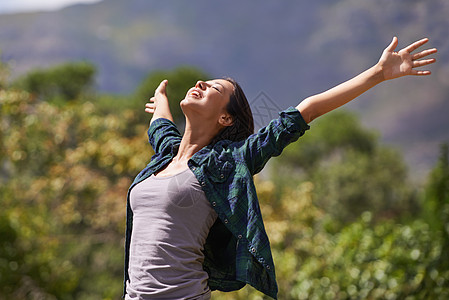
[
  {"xmin": 213, "ymin": 99, "xmax": 230, "ymax": 116},
  {"xmin": 204, "ymin": 93, "xmax": 226, "ymax": 110}
]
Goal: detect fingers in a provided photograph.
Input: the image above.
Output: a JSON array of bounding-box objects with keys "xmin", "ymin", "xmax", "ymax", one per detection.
[
  {"xmin": 145, "ymin": 101, "xmax": 155, "ymax": 108},
  {"xmin": 410, "ymin": 57, "xmax": 436, "ymax": 76},
  {"xmin": 145, "ymin": 97, "xmax": 156, "ymax": 114},
  {"xmin": 145, "ymin": 102, "xmax": 156, "ymax": 114},
  {"xmin": 409, "ymin": 39, "xmax": 437, "ymax": 76},
  {"xmin": 411, "ymin": 69, "xmax": 432, "ymax": 76},
  {"xmin": 145, "ymin": 79, "xmax": 168, "ymax": 114},
  {"xmin": 403, "ymin": 37, "xmax": 430, "ymax": 53},
  {"xmin": 412, "ymin": 47, "xmax": 438, "ymax": 60},
  {"xmin": 412, "ymin": 58, "xmax": 436, "ymax": 68},
  {"xmin": 146, "ymin": 80, "xmax": 168, "ymax": 114}
]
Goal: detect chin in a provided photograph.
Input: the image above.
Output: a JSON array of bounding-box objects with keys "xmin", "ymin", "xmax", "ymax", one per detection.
[
  {"xmin": 180, "ymin": 101, "xmax": 206, "ymax": 119},
  {"xmin": 181, "ymin": 98, "xmax": 200, "ymax": 108},
  {"xmin": 180, "ymin": 99, "xmax": 194, "ymax": 114}
]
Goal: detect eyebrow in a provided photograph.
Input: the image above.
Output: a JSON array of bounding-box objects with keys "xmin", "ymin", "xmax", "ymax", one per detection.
[
  {"xmin": 206, "ymin": 81, "xmax": 227, "ymax": 94},
  {"xmin": 207, "ymin": 81, "xmax": 225, "ymax": 88}
]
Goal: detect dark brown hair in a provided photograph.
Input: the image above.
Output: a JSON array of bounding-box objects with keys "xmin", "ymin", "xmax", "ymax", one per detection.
[{"xmin": 210, "ymin": 78, "xmax": 254, "ymax": 144}]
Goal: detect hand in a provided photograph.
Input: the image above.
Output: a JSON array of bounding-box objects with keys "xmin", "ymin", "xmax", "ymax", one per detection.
[
  {"xmin": 145, "ymin": 79, "xmax": 168, "ymax": 114},
  {"xmin": 377, "ymin": 37, "xmax": 437, "ymax": 81}
]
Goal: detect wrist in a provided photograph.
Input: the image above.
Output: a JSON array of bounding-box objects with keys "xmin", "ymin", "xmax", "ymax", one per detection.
[
  {"xmin": 155, "ymin": 95, "xmax": 169, "ymax": 104},
  {"xmin": 370, "ymin": 64, "xmax": 386, "ymax": 83}
]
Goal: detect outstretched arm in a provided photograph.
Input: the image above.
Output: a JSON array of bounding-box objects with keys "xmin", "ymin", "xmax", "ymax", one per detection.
[
  {"xmin": 296, "ymin": 37, "xmax": 437, "ymax": 123},
  {"xmin": 145, "ymin": 79, "xmax": 174, "ymax": 124}
]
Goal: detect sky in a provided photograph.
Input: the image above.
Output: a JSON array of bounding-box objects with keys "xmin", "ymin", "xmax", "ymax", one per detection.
[{"xmin": 0, "ymin": 0, "xmax": 102, "ymax": 14}]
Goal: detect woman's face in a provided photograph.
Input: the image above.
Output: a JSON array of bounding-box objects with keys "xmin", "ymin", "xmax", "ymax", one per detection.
[{"xmin": 181, "ymin": 79, "xmax": 234, "ymax": 122}]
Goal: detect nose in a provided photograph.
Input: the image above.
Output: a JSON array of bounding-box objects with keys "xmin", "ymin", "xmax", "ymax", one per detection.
[{"xmin": 195, "ymin": 80, "xmax": 207, "ymax": 90}]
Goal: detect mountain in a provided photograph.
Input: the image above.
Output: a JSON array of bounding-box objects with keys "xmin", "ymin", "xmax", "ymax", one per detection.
[{"xmin": 1, "ymin": 0, "xmax": 448, "ymax": 181}]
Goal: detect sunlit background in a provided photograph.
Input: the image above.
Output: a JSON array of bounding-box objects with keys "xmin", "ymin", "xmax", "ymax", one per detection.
[
  {"xmin": 0, "ymin": 1, "xmax": 448, "ymax": 299},
  {"xmin": 0, "ymin": 0, "xmax": 102, "ymax": 14}
]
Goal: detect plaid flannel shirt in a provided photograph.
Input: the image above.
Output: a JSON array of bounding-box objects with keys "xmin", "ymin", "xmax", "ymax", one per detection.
[{"xmin": 123, "ymin": 107, "xmax": 310, "ymax": 299}]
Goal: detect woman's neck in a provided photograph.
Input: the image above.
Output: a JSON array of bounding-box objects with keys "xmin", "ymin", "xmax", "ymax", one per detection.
[{"xmin": 174, "ymin": 119, "xmax": 220, "ymax": 163}]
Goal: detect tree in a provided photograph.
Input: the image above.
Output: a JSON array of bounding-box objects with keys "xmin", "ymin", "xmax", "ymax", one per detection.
[
  {"xmin": 0, "ymin": 54, "xmax": 9, "ymax": 89},
  {"xmin": 270, "ymin": 110, "xmax": 418, "ymax": 224},
  {"xmin": 424, "ymin": 144, "xmax": 449, "ymax": 233},
  {"xmin": 12, "ymin": 62, "xmax": 96, "ymax": 102},
  {"xmin": 1, "ymin": 62, "xmax": 147, "ymax": 299},
  {"xmin": 417, "ymin": 143, "xmax": 449, "ymax": 298}
]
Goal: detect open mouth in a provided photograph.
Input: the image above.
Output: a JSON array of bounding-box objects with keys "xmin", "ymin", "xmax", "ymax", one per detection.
[{"xmin": 189, "ymin": 89, "xmax": 202, "ymax": 99}]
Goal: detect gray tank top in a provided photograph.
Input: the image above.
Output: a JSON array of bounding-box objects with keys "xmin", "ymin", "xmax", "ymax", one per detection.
[{"xmin": 126, "ymin": 168, "xmax": 217, "ymax": 300}]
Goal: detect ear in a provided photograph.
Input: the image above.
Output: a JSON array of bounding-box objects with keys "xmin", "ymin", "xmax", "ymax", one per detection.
[{"xmin": 218, "ymin": 113, "xmax": 234, "ymax": 127}]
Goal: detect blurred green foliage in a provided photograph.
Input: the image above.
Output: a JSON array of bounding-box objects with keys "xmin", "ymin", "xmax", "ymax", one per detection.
[
  {"xmin": 0, "ymin": 61, "xmax": 448, "ymax": 299},
  {"xmin": 12, "ymin": 62, "xmax": 96, "ymax": 103},
  {"xmin": 271, "ymin": 111, "xmax": 418, "ymax": 226}
]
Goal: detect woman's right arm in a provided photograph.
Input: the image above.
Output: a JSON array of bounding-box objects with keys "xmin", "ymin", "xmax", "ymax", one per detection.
[{"xmin": 145, "ymin": 79, "xmax": 174, "ymax": 124}]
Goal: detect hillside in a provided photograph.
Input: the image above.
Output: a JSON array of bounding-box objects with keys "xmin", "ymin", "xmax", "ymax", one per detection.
[{"xmin": 0, "ymin": 0, "xmax": 448, "ymax": 180}]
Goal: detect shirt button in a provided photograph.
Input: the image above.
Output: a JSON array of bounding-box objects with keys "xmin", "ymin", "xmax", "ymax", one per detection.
[
  {"xmin": 192, "ymin": 167, "xmax": 196, "ymax": 171},
  {"xmin": 224, "ymin": 219, "xmax": 229, "ymax": 224},
  {"xmin": 220, "ymin": 174, "xmax": 224, "ymax": 179},
  {"xmin": 251, "ymin": 247, "xmax": 256, "ymax": 253},
  {"xmin": 212, "ymin": 202, "xmax": 217, "ymax": 207},
  {"xmin": 238, "ymin": 235, "xmax": 242, "ymax": 239},
  {"xmin": 201, "ymin": 181, "xmax": 206, "ymax": 186},
  {"xmin": 267, "ymin": 265, "xmax": 271, "ymax": 270}
]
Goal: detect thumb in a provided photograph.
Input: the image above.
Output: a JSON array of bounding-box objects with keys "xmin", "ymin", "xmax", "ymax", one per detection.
[
  {"xmin": 156, "ymin": 79, "xmax": 168, "ymax": 94},
  {"xmin": 385, "ymin": 36, "xmax": 398, "ymax": 53}
]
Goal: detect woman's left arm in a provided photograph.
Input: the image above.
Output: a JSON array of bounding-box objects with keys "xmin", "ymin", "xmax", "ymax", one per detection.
[{"xmin": 296, "ymin": 37, "xmax": 437, "ymax": 124}]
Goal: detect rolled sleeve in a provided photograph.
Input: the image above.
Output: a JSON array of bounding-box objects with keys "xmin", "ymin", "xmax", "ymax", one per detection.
[
  {"xmin": 147, "ymin": 118, "xmax": 182, "ymax": 154},
  {"xmin": 279, "ymin": 106, "xmax": 310, "ymax": 135},
  {"xmin": 239, "ymin": 107, "xmax": 310, "ymax": 175}
]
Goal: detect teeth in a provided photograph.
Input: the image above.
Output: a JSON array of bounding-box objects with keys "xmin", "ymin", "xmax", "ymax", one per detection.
[{"xmin": 191, "ymin": 91, "xmax": 200, "ymax": 98}]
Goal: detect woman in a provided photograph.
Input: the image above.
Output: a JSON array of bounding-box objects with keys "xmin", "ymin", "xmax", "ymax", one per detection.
[{"xmin": 123, "ymin": 37, "xmax": 436, "ymax": 299}]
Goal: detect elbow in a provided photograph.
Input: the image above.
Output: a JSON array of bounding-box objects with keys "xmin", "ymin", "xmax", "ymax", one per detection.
[
  {"xmin": 296, "ymin": 96, "xmax": 329, "ymax": 123},
  {"xmin": 296, "ymin": 101, "xmax": 318, "ymax": 124},
  {"xmin": 300, "ymin": 111, "xmax": 313, "ymax": 124},
  {"xmin": 307, "ymin": 109, "xmax": 323, "ymax": 123}
]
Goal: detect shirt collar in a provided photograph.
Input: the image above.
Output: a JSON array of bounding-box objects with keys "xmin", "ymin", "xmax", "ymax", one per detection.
[{"xmin": 189, "ymin": 144, "xmax": 214, "ymax": 166}]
